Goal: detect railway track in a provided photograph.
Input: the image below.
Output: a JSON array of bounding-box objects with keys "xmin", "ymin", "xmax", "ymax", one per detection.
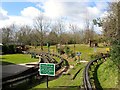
[
  {"xmin": 83, "ymin": 53, "xmax": 110, "ymax": 90},
  {"xmin": 2, "ymin": 52, "xmax": 69, "ymax": 89}
]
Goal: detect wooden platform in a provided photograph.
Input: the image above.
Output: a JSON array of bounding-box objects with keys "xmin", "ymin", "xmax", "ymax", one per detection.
[{"xmin": 2, "ymin": 62, "xmax": 38, "ymax": 79}]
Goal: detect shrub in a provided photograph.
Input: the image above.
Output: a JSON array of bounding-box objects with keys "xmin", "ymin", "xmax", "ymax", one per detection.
[
  {"xmin": 70, "ymin": 52, "xmax": 76, "ymax": 58},
  {"xmin": 8, "ymin": 45, "xmax": 16, "ymax": 54},
  {"xmin": 16, "ymin": 46, "xmax": 22, "ymax": 53},
  {"xmin": 57, "ymin": 47, "xmax": 65, "ymax": 55},
  {"xmin": 110, "ymin": 39, "xmax": 120, "ymax": 71},
  {"xmin": 2, "ymin": 45, "xmax": 8, "ymax": 54},
  {"xmin": 64, "ymin": 46, "xmax": 70, "ymax": 55},
  {"xmin": 90, "ymin": 52, "xmax": 104, "ymax": 59},
  {"xmin": 2, "ymin": 45, "xmax": 16, "ymax": 54}
]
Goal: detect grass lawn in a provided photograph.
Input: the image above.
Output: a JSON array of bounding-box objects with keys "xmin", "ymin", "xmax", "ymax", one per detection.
[
  {"xmin": 97, "ymin": 58, "xmax": 119, "ymax": 88},
  {"xmin": 52, "ymin": 56, "xmax": 61, "ymax": 62},
  {"xmin": 28, "ymin": 44, "xmax": 108, "ymax": 61},
  {"xmin": 25, "ymin": 44, "xmax": 108, "ymax": 89},
  {"xmin": 1, "ymin": 54, "xmax": 38, "ymax": 65},
  {"xmin": 1, "ymin": 44, "xmax": 110, "ymax": 89},
  {"xmin": 30, "ymin": 63, "xmax": 86, "ymax": 89},
  {"xmin": 10, "ymin": 63, "xmax": 85, "ymax": 90},
  {"xmin": 26, "ymin": 44, "xmax": 111, "ymax": 89},
  {"xmin": 67, "ymin": 44, "xmax": 108, "ymax": 61}
]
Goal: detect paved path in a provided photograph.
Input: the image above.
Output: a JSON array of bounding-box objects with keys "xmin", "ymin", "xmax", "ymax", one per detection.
[
  {"xmin": 2, "ymin": 62, "xmax": 38, "ymax": 79},
  {"xmin": 80, "ymin": 60, "xmax": 88, "ymax": 63}
]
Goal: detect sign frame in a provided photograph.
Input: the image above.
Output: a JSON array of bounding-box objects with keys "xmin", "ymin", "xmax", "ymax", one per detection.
[{"xmin": 39, "ymin": 63, "xmax": 55, "ymax": 76}]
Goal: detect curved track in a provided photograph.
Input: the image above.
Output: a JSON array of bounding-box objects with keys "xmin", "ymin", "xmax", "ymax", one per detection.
[{"xmin": 83, "ymin": 53, "xmax": 110, "ymax": 90}]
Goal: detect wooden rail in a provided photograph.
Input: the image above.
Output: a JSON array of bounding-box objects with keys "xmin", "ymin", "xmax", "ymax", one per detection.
[{"xmin": 2, "ymin": 52, "xmax": 68, "ymax": 89}]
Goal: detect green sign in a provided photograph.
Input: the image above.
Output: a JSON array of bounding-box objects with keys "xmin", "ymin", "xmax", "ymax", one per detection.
[{"xmin": 39, "ymin": 63, "xmax": 55, "ymax": 76}]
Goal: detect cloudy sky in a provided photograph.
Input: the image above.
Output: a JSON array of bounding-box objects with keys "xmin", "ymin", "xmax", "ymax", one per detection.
[{"xmin": 0, "ymin": 0, "xmax": 115, "ymax": 33}]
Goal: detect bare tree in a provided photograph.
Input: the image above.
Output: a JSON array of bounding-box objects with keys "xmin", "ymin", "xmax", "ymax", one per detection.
[
  {"xmin": 47, "ymin": 30, "xmax": 58, "ymax": 45},
  {"xmin": 69, "ymin": 24, "xmax": 79, "ymax": 53},
  {"xmin": 29, "ymin": 29, "xmax": 41, "ymax": 46},
  {"xmin": 17, "ymin": 25, "xmax": 32, "ymax": 45},
  {"xmin": 1, "ymin": 24, "xmax": 19, "ymax": 45},
  {"xmin": 84, "ymin": 10, "xmax": 91, "ymax": 44},
  {"xmin": 2, "ymin": 27, "xmax": 13, "ymax": 44},
  {"xmin": 84, "ymin": 10, "xmax": 96, "ymax": 47},
  {"xmin": 55, "ymin": 19, "xmax": 65, "ymax": 45},
  {"xmin": 34, "ymin": 14, "xmax": 50, "ymax": 51},
  {"xmin": 60, "ymin": 32, "xmax": 70, "ymax": 45}
]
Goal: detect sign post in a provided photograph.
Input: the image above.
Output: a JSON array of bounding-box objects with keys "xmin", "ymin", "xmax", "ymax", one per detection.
[
  {"xmin": 39, "ymin": 63, "xmax": 55, "ymax": 88},
  {"xmin": 47, "ymin": 75, "xmax": 48, "ymax": 88}
]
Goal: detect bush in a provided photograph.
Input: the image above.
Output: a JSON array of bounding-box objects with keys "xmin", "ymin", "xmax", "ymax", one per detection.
[
  {"xmin": 90, "ymin": 52, "xmax": 104, "ymax": 59},
  {"xmin": 9, "ymin": 45, "xmax": 16, "ymax": 54},
  {"xmin": 110, "ymin": 39, "xmax": 120, "ymax": 70},
  {"xmin": 64, "ymin": 46, "xmax": 70, "ymax": 55},
  {"xmin": 2, "ymin": 45, "xmax": 16, "ymax": 54},
  {"xmin": 70, "ymin": 51, "xmax": 76, "ymax": 58},
  {"xmin": 16, "ymin": 47, "xmax": 22, "ymax": 53},
  {"xmin": 2, "ymin": 45, "xmax": 8, "ymax": 54},
  {"xmin": 57, "ymin": 47, "xmax": 65, "ymax": 55}
]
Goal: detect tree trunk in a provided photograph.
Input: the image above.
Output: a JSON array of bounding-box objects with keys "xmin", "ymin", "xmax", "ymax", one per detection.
[
  {"xmin": 41, "ymin": 42, "xmax": 43, "ymax": 51},
  {"xmin": 74, "ymin": 43, "xmax": 75, "ymax": 54},
  {"xmin": 89, "ymin": 40, "xmax": 92, "ymax": 47}
]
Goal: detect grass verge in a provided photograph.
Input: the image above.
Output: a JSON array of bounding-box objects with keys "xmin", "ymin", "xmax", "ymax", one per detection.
[
  {"xmin": 97, "ymin": 58, "xmax": 119, "ymax": 88},
  {"xmin": 1, "ymin": 54, "xmax": 38, "ymax": 65},
  {"xmin": 28, "ymin": 44, "xmax": 108, "ymax": 61},
  {"xmin": 31, "ymin": 63, "xmax": 85, "ymax": 89}
]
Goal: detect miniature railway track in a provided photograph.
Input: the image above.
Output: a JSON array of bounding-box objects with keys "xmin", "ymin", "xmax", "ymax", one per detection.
[
  {"xmin": 83, "ymin": 53, "xmax": 110, "ymax": 90},
  {"xmin": 2, "ymin": 52, "xmax": 69, "ymax": 89}
]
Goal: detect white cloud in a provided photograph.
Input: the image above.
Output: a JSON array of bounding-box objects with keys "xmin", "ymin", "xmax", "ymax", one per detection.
[
  {"xmin": 87, "ymin": 7, "xmax": 100, "ymax": 20},
  {"xmin": 36, "ymin": 0, "xmax": 64, "ymax": 19},
  {"xmin": 100, "ymin": 11, "xmax": 109, "ymax": 18},
  {"xmin": 21, "ymin": 6, "xmax": 41, "ymax": 18},
  {"xmin": 0, "ymin": 1, "xmax": 109, "ymax": 33},
  {"xmin": 95, "ymin": 2, "xmax": 108, "ymax": 11},
  {"xmin": 36, "ymin": 1, "xmax": 89, "ymax": 28},
  {"xmin": 9, "ymin": 16, "xmax": 33, "ymax": 26},
  {"xmin": 1, "ymin": 0, "xmax": 118, "ymax": 2},
  {"xmin": 36, "ymin": 1, "xmax": 104, "ymax": 24},
  {"xmin": 94, "ymin": 26, "xmax": 102, "ymax": 34},
  {"xmin": 0, "ymin": 7, "xmax": 42, "ymax": 28},
  {"xmin": 0, "ymin": 7, "xmax": 9, "ymax": 20},
  {"xmin": 0, "ymin": 16, "xmax": 33, "ymax": 28}
]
